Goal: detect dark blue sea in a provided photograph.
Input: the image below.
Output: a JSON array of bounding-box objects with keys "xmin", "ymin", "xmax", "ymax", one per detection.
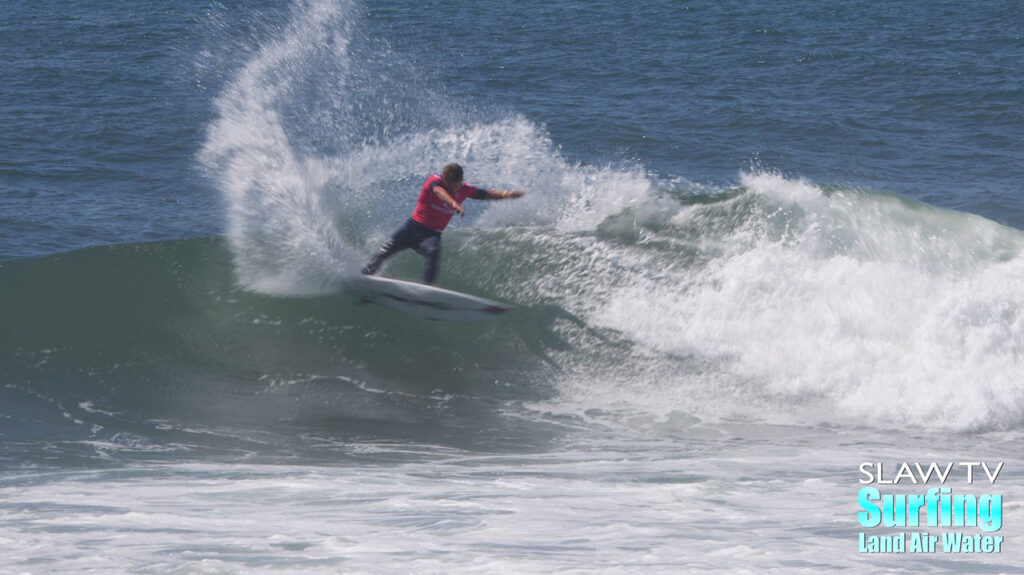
[{"xmin": 2, "ymin": 1, "xmax": 1023, "ymax": 572}]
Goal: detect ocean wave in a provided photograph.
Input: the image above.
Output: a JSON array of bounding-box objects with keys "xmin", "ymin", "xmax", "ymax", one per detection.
[
  {"xmin": 187, "ymin": 0, "xmax": 1024, "ymax": 433},
  {"xmin": 7, "ymin": 161, "xmax": 1024, "ymax": 439}
]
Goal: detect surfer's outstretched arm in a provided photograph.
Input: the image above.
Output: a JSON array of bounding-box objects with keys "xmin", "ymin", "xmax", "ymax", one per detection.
[{"xmin": 480, "ymin": 189, "xmax": 525, "ymax": 200}]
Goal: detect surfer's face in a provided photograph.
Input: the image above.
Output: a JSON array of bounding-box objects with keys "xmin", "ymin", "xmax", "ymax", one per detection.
[{"xmin": 444, "ymin": 177, "xmax": 462, "ymax": 191}]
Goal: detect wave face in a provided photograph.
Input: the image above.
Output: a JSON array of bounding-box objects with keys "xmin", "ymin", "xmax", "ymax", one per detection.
[{"xmin": 0, "ymin": 237, "xmax": 568, "ymax": 464}]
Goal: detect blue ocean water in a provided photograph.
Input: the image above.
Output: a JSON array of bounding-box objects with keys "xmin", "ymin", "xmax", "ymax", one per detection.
[{"xmin": 2, "ymin": 1, "xmax": 1023, "ymax": 572}]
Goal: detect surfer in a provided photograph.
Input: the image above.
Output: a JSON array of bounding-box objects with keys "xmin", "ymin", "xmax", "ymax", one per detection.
[{"xmin": 361, "ymin": 163, "xmax": 524, "ymax": 285}]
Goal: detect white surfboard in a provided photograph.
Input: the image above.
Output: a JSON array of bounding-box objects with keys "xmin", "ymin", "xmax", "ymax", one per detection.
[{"xmin": 346, "ymin": 275, "xmax": 514, "ymax": 322}]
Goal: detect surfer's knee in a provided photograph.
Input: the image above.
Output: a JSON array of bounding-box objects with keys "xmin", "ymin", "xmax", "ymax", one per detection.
[{"xmin": 418, "ymin": 235, "xmax": 440, "ymax": 256}]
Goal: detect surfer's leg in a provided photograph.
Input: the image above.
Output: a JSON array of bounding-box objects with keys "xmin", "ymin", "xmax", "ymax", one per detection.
[
  {"xmin": 415, "ymin": 235, "xmax": 441, "ymax": 285},
  {"xmin": 361, "ymin": 221, "xmax": 418, "ymax": 275},
  {"xmin": 360, "ymin": 240, "xmax": 400, "ymax": 275}
]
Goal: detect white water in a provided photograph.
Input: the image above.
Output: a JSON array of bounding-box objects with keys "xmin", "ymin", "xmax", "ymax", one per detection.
[
  {"xmin": 3, "ymin": 426, "xmax": 1022, "ymax": 574},
  {"xmin": 528, "ymin": 171, "xmax": 1024, "ymax": 433}
]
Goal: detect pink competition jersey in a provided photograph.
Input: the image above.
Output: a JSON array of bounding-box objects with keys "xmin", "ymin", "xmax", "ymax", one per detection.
[{"xmin": 410, "ymin": 174, "xmax": 484, "ymax": 232}]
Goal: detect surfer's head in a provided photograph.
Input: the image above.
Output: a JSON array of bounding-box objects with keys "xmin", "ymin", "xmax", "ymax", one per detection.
[{"xmin": 442, "ymin": 163, "xmax": 463, "ymax": 189}]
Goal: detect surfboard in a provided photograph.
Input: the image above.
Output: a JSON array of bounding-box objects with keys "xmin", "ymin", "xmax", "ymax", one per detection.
[{"xmin": 346, "ymin": 275, "xmax": 514, "ymax": 322}]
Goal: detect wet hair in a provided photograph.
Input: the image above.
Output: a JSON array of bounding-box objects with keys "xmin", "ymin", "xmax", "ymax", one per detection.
[{"xmin": 442, "ymin": 163, "xmax": 464, "ymax": 183}]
